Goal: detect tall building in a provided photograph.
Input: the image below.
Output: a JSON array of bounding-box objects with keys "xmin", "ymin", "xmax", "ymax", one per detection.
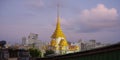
[
  {"xmin": 22, "ymin": 37, "xmax": 27, "ymax": 46},
  {"xmin": 77, "ymin": 40, "xmax": 109, "ymax": 51},
  {"xmin": 50, "ymin": 6, "xmax": 68, "ymax": 54},
  {"xmin": 21, "ymin": 33, "xmax": 46, "ymax": 50},
  {"xmin": 28, "ymin": 33, "xmax": 38, "ymax": 45}
]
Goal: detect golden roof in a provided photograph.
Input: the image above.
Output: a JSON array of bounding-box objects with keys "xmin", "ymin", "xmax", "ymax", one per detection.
[
  {"xmin": 50, "ymin": 39, "xmax": 56, "ymax": 47},
  {"xmin": 59, "ymin": 39, "xmax": 68, "ymax": 46},
  {"xmin": 68, "ymin": 45, "xmax": 79, "ymax": 51},
  {"xmin": 51, "ymin": 16, "xmax": 66, "ymax": 38}
]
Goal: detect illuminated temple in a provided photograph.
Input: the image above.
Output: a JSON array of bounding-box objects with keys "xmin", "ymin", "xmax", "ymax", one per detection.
[{"xmin": 50, "ymin": 6, "xmax": 79, "ymax": 55}]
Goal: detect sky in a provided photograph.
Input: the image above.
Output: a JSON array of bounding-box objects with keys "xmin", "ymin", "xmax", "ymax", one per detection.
[{"xmin": 0, "ymin": 0, "xmax": 120, "ymax": 44}]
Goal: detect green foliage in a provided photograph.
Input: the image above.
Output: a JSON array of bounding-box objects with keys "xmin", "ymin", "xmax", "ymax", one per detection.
[
  {"xmin": 44, "ymin": 49, "xmax": 55, "ymax": 56},
  {"xmin": 29, "ymin": 48, "xmax": 41, "ymax": 57}
]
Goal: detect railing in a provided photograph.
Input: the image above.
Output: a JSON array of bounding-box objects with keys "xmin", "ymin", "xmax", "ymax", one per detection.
[{"xmin": 36, "ymin": 43, "xmax": 120, "ymax": 60}]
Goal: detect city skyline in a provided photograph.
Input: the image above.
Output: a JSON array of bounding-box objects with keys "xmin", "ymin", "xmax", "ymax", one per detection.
[{"xmin": 0, "ymin": 0, "xmax": 120, "ymax": 44}]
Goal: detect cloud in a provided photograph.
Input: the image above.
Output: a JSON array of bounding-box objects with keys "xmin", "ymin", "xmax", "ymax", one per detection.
[
  {"xmin": 80, "ymin": 4, "xmax": 118, "ymax": 20},
  {"xmin": 26, "ymin": 0, "xmax": 44, "ymax": 8},
  {"xmin": 64, "ymin": 4, "xmax": 119, "ymax": 33}
]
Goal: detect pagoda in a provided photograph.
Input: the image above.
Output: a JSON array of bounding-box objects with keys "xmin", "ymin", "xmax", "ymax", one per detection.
[{"xmin": 50, "ymin": 5, "xmax": 68, "ymax": 54}]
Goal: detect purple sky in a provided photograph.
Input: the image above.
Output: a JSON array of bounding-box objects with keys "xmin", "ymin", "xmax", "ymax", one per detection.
[{"xmin": 0, "ymin": 0, "xmax": 120, "ymax": 44}]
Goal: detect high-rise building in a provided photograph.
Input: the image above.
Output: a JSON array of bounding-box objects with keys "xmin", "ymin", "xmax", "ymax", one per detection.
[
  {"xmin": 28, "ymin": 33, "xmax": 38, "ymax": 45},
  {"xmin": 77, "ymin": 40, "xmax": 108, "ymax": 51},
  {"xmin": 22, "ymin": 37, "xmax": 27, "ymax": 46}
]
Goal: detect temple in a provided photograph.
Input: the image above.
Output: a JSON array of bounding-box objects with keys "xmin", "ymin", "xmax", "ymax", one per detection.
[
  {"xmin": 50, "ymin": 5, "xmax": 79, "ymax": 55},
  {"xmin": 50, "ymin": 6, "xmax": 68, "ymax": 54}
]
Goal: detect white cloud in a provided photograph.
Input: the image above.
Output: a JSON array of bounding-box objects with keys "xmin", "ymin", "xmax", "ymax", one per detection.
[
  {"xmin": 80, "ymin": 4, "xmax": 118, "ymax": 21},
  {"xmin": 62, "ymin": 4, "xmax": 119, "ymax": 42},
  {"xmin": 72, "ymin": 4, "xmax": 119, "ymax": 33},
  {"xmin": 27, "ymin": 0, "xmax": 44, "ymax": 8}
]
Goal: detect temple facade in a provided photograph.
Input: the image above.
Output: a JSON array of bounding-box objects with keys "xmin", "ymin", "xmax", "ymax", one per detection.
[
  {"xmin": 49, "ymin": 8, "xmax": 80, "ymax": 55},
  {"xmin": 50, "ymin": 14, "xmax": 68, "ymax": 54}
]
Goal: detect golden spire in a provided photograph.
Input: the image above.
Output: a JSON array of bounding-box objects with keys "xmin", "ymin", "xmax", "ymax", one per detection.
[{"xmin": 51, "ymin": 3, "xmax": 66, "ymax": 38}]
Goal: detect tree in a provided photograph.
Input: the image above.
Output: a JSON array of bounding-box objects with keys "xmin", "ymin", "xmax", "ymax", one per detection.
[
  {"xmin": 44, "ymin": 49, "xmax": 55, "ymax": 57},
  {"xmin": 28, "ymin": 48, "xmax": 41, "ymax": 58}
]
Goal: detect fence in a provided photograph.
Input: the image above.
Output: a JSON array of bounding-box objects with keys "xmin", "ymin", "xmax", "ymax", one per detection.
[{"xmin": 37, "ymin": 43, "xmax": 120, "ymax": 60}]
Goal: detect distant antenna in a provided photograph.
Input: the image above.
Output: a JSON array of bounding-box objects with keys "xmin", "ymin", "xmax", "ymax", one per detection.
[{"xmin": 57, "ymin": 1, "xmax": 60, "ymax": 18}]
